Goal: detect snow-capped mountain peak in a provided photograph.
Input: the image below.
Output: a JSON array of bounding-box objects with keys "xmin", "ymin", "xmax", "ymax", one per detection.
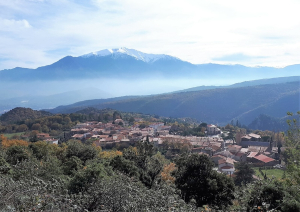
[{"xmin": 80, "ymin": 47, "xmax": 178, "ymax": 63}]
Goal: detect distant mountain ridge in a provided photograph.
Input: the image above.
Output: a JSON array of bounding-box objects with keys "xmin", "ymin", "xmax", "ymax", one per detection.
[
  {"xmin": 173, "ymin": 76, "xmax": 300, "ymax": 93},
  {"xmin": 0, "ymin": 47, "xmax": 190, "ymax": 81},
  {"xmin": 1, "ymin": 47, "xmax": 300, "ymax": 81},
  {"xmin": 47, "ymin": 81, "xmax": 300, "ymax": 128},
  {"xmin": 48, "ymin": 76, "xmax": 300, "ymax": 114}
]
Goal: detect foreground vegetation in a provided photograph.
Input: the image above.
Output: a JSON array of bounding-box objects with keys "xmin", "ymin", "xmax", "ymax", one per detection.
[
  {"xmin": 0, "ymin": 137, "xmax": 230, "ymax": 211},
  {"xmin": 0, "ymin": 108, "xmax": 300, "ymax": 211},
  {"xmin": 0, "ymin": 135, "xmax": 300, "ymax": 211}
]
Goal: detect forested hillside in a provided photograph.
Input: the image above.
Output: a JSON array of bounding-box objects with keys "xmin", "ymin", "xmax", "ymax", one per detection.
[
  {"xmin": 48, "ymin": 81, "xmax": 300, "ymax": 128},
  {"xmin": 0, "ymin": 107, "xmax": 51, "ymax": 124}
]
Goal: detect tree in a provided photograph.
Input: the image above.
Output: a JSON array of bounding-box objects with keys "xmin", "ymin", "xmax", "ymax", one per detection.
[
  {"xmin": 199, "ymin": 122, "xmax": 207, "ymax": 128},
  {"xmin": 161, "ymin": 162, "xmax": 177, "ymax": 183},
  {"xmin": 134, "ymin": 141, "xmax": 156, "ymax": 169},
  {"xmin": 234, "ymin": 162, "xmax": 255, "ymax": 186},
  {"xmin": 5, "ymin": 145, "xmax": 29, "ymax": 165},
  {"xmin": 142, "ymin": 153, "xmax": 165, "ymax": 188},
  {"xmin": 0, "ymin": 155, "xmax": 11, "ymax": 174},
  {"xmin": 175, "ymin": 154, "xmax": 234, "ymax": 209},
  {"xmin": 63, "ymin": 156, "xmax": 83, "ymax": 175},
  {"xmin": 41, "ymin": 125, "xmax": 49, "ymax": 133},
  {"xmin": 17, "ymin": 124, "xmax": 28, "ymax": 132},
  {"xmin": 235, "ymin": 179, "xmax": 298, "ymax": 211},
  {"xmin": 0, "ymin": 135, "xmax": 28, "ymax": 148},
  {"xmin": 50, "ymin": 123, "xmax": 62, "ymax": 130},
  {"xmin": 99, "ymin": 150, "xmax": 122, "ymax": 159},
  {"xmin": 225, "ymin": 131, "xmax": 234, "ymax": 140},
  {"xmin": 68, "ymin": 161, "xmax": 109, "ymax": 193},
  {"xmin": 122, "ymin": 142, "xmax": 163, "ymax": 188},
  {"xmin": 113, "ymin": 111, "xmax": 122, "ymax": 121},
  {"xmin": 110, "ymin": 155, "xmax": 139, "ymax": 178},
  {"xmin": 282, "ymin": 111, "xmax": 300, "ymax": 185},
  {"xmin": 68, "ymin": 175, "xmax": 201, "ymax": 212},
  {"xmin": 31, "ymin": 123, "xmax": 41, "ymax": 131},
  {"xmin": 66, "ymin": 140, "xmax": 97, "ymax": 163},
  {"xmin": 29, "ymin": 141, "xmax": 53, "ymax": 160},
  {"xmin": 129, "ymin": 117, "xmax": 135, "ymax": 125},
  {"xmin": 29, "ymin": 130, "xmax": 39, "ymax": 142},
  {"xmin": 29, "ymin": 133, "xmax": 38, "ymax": 142}
]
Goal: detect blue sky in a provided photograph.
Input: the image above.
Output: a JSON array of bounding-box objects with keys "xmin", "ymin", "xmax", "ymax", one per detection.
[{"xmin": 0, "ymin": 0, "xmax": 300, "ymax": 70}]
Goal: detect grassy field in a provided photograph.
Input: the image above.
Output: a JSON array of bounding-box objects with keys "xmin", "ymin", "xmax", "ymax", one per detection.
[
  {"xmin": 3, "ymin": 132, "xmax": 25, "ymax": 139},
  {"xmin": 253, "ymin": 167, "xmax": 285, "ymax": 180}
]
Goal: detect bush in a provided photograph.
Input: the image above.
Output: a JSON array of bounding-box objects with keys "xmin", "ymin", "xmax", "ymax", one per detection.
[{"xmin": 6, "ymin": 145, "xmax": 29, "ymax": 165}]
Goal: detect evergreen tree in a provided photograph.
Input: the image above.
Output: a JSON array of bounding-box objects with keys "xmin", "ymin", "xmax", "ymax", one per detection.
[{"xmin": 234, "ymin": 162, "xmax": 255, "ymax": 186}]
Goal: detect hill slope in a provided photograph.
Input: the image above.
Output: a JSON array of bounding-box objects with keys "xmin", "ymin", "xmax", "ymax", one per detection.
[
  {"xmin": 48, "ymin": 81, "xmax": 300, "ymax": 126},
  {"xmin": 0, "ymin": 107, "xmax": 51, "ymax": 124},
  {"xmin": 174, "ymin": 76, "xmax": 300, "ymax": 93}
]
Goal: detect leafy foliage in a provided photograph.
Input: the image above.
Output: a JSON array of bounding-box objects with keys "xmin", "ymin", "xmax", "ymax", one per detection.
[
  {"xmin": 174, "ymin": 154, "xmax": 235, "ymax": 209},
  {"xmin": 66, "ymin": 140, "xmax": 97, "ymax": 163},
  {"xmin": 0, "ymin": 134, "xmax": 28, "ymax": 148},
  {"xmin": 234, "ymin": 162, "xmax": 255, "ymax": 186},
  {"xmin": 234, "ymin": 179, "xmax": 300, "ymax": 211},
  {"xmin": 161, "ymin": 162, "xmax": 177, "ymax": 183}
]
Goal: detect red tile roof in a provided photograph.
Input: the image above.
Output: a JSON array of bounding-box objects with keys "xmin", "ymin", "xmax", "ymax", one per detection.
[{"xmin": 254, "ymin": 154, "xmax": 275, "ymax": 163}]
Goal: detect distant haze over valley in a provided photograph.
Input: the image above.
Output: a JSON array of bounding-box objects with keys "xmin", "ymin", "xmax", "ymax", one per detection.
[{"xmin": 0, "ymin": 47, "xmax": 299, "ymax": 129}]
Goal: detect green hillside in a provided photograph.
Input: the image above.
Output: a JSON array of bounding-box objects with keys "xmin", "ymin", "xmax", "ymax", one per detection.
[
  {"xmin": 0, "ymin": 107, "xmax": 52, "ymax": 124},
  {"xmin": 48, "ymin": 81, "xmax": 300, "ymax": 127}
]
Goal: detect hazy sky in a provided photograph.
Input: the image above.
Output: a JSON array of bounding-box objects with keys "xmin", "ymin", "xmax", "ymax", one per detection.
[{"xmin": 1, "ymin": 0, "xmax": 300, "ymax": 70}]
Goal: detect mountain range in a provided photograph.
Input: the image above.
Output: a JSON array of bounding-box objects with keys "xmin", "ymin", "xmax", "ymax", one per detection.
[
  {"xmin": 1, "ymin": 47, "xmax": 300, "ymax": 81},
  {"xmin": 1, "ymin": 47, "xmax": 300, "ymax": 130}
]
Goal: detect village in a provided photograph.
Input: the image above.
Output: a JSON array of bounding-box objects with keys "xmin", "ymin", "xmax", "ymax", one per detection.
[{"xmin": 35, "ymin": 117, "xmax": 280, "ymax": 176}]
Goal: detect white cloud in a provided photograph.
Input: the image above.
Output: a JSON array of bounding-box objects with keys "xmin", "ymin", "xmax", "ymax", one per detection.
[
  {"xmin": 0, "ymin": 18, "xmax": 31, "ymax": 31},
  {"xmin": 0, "ymin": 0, "xmax": 300, "ymax": 70}
]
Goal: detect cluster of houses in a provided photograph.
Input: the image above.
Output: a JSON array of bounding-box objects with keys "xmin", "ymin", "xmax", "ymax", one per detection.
[
  {"xmin": 66, "ymin": 119, "xmax": 280, "ymax": 176},
  {"xmin": 70, "ymin": 119, "xmax": 171, "ymax": 149},
  {"xmin": 212, "ymin": 133, "xmax": 279, "ymax": 175}
]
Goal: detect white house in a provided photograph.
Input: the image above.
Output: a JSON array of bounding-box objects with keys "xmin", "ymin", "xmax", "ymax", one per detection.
[
  {"xmin": 207, "ymin": 124, "xmax": 221, "ymax": 135},
  {"xmin": 218, "ymin": 157, "xmax": 236, "ymax": 175}
]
